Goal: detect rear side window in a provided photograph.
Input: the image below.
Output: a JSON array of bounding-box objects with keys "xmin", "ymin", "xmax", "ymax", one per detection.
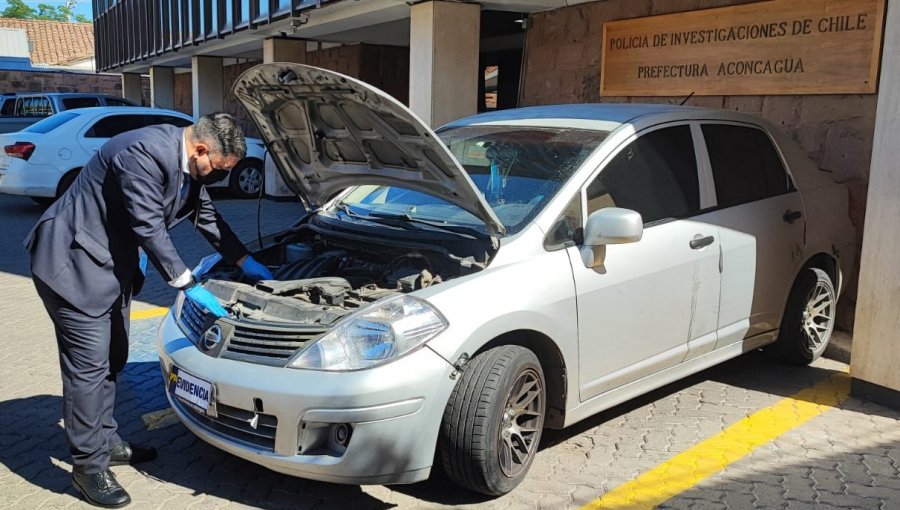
[
  {"xmin": 23, "ymin": 112, "xmax": 80, "ymax": 133},
  {"xmin": 586, "ymin": 125, "xmax": 700, "ymax": 224},
  {"xmin": 62, "ymin": 97, "xmax": 101, "ymax": 110},
  {"xmin": 145, "ymin": 115, "xmax": 192, "ymax": 128},
  {"xmin": 702, "ymin": 124, "xmax": 794, "ymax": 208},
  {"xmin": 104, "ymin": 97, "xmax": 135, "ymax": 107},
  {"xmin": 85, "ymin": 114, "xmax": 148, "ymax": 138},
  {"xmin": 0, "ymin": 98, "xmax": 15, "ymax": 116},
  {"xmin": 16, "ymin": 96, "xmax": 52, "ymax": 116}
]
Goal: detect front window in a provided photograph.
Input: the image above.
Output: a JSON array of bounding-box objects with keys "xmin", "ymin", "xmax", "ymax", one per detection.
[{"xmin": 335, "ymin": 126, "xmax": 608, "ymax": 236}]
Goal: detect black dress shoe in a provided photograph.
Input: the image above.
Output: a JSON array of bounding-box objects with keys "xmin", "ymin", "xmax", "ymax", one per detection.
[
  {"xmin": 109, "ymin": 442, "xmax": 158, "ymax": 466},
  {"xmin": 72, "ymin": 469, "xmax": 131, "ymax": 508}
]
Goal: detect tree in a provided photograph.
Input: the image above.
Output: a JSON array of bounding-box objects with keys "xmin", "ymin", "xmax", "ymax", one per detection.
[
  {"xmin": 35, "ymin": 3, "xmax": 71, "ymax": 22},
  {"xmin": 1, "ymin": 0, "xmax": 36, "ymax": 19},
  {"xmin": 1, "ymin": 0, "xmax": 90, "ymax": 22}
]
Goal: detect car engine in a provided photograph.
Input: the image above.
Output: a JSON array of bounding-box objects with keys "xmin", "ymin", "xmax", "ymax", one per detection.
[{"xmin": 198, "ymin": 226, "xmax": 490, "ymax": 327}]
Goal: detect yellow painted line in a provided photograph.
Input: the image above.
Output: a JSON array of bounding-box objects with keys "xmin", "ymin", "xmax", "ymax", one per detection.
[
  {"xmin": 580, "ymin": 370, "xmax": 851, "ymax": 510},
  {"xmin": 130, "ymin": 307, "xmax": 170, "ymax": 320}
]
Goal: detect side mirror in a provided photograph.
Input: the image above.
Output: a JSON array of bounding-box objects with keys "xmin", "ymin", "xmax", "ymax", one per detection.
[{"xmin": 579, "ymin": 207, "xmax": 643, "ymax": 268}]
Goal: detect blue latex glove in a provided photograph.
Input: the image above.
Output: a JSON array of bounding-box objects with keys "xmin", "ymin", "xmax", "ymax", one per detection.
[
  {"xmin": 184, "ymin": 285, "xmax": 228, "ymax": 317},
  {"xmin": 240, "ymin": 256, "xmax": 273, "ymax": 281},
  {"xmin": 138, "ymin": 250, "xmax": 148, "ymax": 276}
]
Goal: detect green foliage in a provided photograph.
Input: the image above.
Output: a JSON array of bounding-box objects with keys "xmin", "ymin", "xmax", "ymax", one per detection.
[
  {"xmin": 1, "ymin": 0, "xmax": 90, "ymax": 22},
  {"xmin": 1, "ymin": 0, "xmax": 36, "ymax": 19}
]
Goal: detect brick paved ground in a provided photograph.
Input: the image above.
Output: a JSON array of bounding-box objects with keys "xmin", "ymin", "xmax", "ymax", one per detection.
[{"xmin": 1, "ymin": 193, "xmax": 898, "ymax": 509}]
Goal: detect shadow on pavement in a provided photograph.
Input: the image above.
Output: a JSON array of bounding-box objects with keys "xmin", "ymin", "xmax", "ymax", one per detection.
[{"xmin": 0, "ymin": 360, "xmax": 397, "ymax": 509}]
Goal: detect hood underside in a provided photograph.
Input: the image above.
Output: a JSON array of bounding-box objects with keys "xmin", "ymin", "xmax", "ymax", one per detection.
[{"xmin": 232, "ymin": 63, "xmax": 505, "ymax": 238}]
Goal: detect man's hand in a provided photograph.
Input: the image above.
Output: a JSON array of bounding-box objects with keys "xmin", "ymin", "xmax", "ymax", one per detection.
[
  {"xmin": 239, "ymin": 255, "xmax": 273, "ymax": 281},
  {"xmin": 184, "ymin": 285, "xmax": 228, "ymax": 317}
]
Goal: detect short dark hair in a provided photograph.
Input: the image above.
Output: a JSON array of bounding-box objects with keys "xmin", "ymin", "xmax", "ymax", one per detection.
[{"xmin": 191, "ymin": 112, "xmax": 246, "ymax": 160}]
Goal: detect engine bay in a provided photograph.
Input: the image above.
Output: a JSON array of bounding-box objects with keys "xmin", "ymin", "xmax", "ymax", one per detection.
[{"xmin": 199, "ymin": 221, "xmax": 492, "ymax": 326}]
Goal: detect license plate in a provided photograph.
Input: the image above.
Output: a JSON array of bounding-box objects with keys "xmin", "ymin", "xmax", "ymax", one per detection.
[{"xmin": 169, "ymin": 366, "xmax": 213, "ymax": 414}]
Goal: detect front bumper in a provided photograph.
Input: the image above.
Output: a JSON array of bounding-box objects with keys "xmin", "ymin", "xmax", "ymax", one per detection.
[{"xmin": 156, "ymin": 311, "xmax": 456, "ymax": 485}]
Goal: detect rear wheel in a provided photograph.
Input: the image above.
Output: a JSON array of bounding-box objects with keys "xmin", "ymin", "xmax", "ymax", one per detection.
[
  {"xmin": 768, "ymin": 267, "xmax": 836, "ymax": 364},
  {"xmin": 56, "ymin": 169, "xmax": 80, "ymax": 199},
  {"xmin": 439, "ymin": 345, "xmax": 546, "ymax": 496},
  {"xmin": 229, "ymin": 159, "xmax": 263, "ymax": 198}
]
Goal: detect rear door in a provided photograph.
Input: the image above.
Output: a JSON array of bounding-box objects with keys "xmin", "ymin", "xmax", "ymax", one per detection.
[
  {"xmin": 569, "ymin": 124, "xmax": 721, "ymax": 401},
  {"xmin": 695, "ymin": 123, "xmax": 806, "ymax": 348},
  {"xmin": 78, "ymin": 113, "xmax": 148, "ymax": 154}
]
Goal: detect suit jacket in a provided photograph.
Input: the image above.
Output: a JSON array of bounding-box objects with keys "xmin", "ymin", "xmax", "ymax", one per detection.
[{"xmin": 24, "ymin": 124, "xmax": 248, "ymax": 317}]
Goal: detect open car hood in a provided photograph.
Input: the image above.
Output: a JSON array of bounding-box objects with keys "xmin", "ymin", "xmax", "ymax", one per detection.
[{"xmin": 232, "ymin": 63, "xmax": 506, "ymax": 239}]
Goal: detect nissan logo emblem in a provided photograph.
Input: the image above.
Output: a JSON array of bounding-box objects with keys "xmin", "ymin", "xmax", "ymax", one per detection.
[{"xmin": 201, "ymin": 324, "xmax": 223, "ymax": 351}]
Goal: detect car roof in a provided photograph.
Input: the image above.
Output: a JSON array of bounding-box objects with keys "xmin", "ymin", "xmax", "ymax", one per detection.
[
  {"xmin": 442, "ymin": 103, "xmax": 762, "ymax": 132},
  {"xmin": 63, "ymin": 106, "xmax": 192, "ymax": 117},
  {"xmin": 10, "ymin": 92, "xmax": 123, "ymax": 98}
]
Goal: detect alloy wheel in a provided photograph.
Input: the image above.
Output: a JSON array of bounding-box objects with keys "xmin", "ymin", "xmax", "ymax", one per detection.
[
  {"xmin": 498, "ymin": 368, "xmax": 544, "ymax": 478},
  {"xmin": 801, "ymin": 280, "xmax": 835, "ymax": 353}
]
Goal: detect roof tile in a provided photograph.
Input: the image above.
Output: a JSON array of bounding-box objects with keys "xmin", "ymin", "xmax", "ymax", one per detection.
[{"xmin": 0, "ymin": 17, "xmax": 93, "ymax": 66}]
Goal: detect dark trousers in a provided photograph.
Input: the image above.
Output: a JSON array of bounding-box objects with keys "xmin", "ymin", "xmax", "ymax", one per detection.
[{"xmin": 33, "ymin": 276, "xmax": 130, "ymax": 474}]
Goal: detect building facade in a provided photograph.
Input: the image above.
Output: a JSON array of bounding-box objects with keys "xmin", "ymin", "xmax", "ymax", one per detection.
[{"xmin": 93, "ymin": 0, "xmax": 900, "ymax": 408}]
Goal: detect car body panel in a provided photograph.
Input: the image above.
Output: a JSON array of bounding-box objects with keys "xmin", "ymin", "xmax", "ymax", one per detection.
[
  {"xmin": 569, "ymin": 217, "xmax": 722, "ymax": 401},
  {"xmin": 232, "ymin": 63, "xmax": 505, "ymax": 238},
  {"xmin": 157, "ymin": 310, "xmax": 455, "ymax": 484}
]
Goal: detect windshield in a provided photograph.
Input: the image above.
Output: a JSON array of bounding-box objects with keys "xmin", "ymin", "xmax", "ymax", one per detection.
[{"xmin": 334, "ymin": 125, "xmax": 608, "ymax": 236}]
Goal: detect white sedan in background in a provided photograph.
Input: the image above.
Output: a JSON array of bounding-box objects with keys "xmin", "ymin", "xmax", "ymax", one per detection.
[{"xmin": 0, "ymin": 107, "xmax": 267, "ymax": 204}]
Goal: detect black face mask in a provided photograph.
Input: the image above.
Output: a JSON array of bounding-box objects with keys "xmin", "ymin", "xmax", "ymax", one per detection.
[{"xmin": 198, "ymin": 168, "xmax": 229, "ymax": 185}]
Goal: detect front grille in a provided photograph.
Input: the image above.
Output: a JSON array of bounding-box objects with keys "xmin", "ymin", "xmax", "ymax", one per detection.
[
  {"xmin": 178, "ymin": 297, "xmax": 328, "ymax": 367},
  {"xmin": 223, "ymin": 321, "xmax": 327, "ymax": 366},
  {"xmin": 178, "ymin": 297, "xmax": 208, "ymax": 343},
  {"xmin": 175, "ymin": 398, "xmax": 277, "ymax": 452}
]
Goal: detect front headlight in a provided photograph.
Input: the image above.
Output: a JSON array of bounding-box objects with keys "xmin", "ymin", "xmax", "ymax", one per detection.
[{"xmin": 288, "ymin": 295, "xmax": 448, "ymax": 371}]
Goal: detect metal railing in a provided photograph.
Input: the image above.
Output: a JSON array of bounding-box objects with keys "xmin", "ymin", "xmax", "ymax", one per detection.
[{"xmin": 93, "ymin": 0, "xmax": 331, "ymax": 71}]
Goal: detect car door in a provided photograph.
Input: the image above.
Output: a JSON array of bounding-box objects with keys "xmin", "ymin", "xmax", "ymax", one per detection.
[
  {"xmin": 567, "ymin": 124, "xmax": 721, "ymax": 402},
  {"xmin": 78, "ymin": 113, "xmax": 150, "ymax": 154},
  {"xmin": 695, "ymin": 123, "xmax": 806, "ymax": 348}
]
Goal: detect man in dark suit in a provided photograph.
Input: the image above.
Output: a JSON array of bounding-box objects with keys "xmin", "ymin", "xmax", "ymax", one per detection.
[{"xmin": 25, "ymin": 113, "xmax": 273, "ymax": 508}]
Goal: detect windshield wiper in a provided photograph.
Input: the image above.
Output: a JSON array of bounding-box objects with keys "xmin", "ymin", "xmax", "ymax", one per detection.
[
  {"xmin": 366, "ymin": 211, "xmax": 490, "ymax": 240},
  {"xmin": 335, "ymin": 204, "xmax": 488, "ymax": 240}
]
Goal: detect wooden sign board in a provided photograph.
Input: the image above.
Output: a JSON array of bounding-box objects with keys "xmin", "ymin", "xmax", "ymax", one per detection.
[{"xmin": 601, "ymin": 0, "xmax": 886, "ymax": 97}]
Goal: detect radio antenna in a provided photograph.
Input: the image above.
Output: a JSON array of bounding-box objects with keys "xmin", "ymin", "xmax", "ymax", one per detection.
[{"xmin": 679, "ymin": 92, "xmax": 695, "ymax": 106}]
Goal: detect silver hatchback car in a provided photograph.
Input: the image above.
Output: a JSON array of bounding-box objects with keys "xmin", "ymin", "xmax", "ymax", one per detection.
[{"xmin": 157, "ymin": 63, "xmax": 855, "ymax": 495}]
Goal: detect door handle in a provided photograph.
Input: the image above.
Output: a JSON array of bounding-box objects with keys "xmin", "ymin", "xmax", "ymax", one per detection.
[
  {"xmin": 689, "ymin": 235, "xmax": 715, "ymax": 249},
  {"xmin": 783, "ymin": 209, "xmax": 803, "ymax": 224}
]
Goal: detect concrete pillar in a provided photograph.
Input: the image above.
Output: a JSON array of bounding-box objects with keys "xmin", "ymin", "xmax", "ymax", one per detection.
[
  {"xmin": 149, "ymin": 66, "xmax": 175, "ymax": 110},
  {"xmin": 850, "ymin": 4, "xmax": 900, "ymax": 410},
  {"xmin": 409, "ymin": 1, "xmax": 480, "ymax": 127},
  {"xmin": 263, "ymin": 37, "xmax": 307, "ymax": 63},
  {"xmin": 191, "ymin": 56, "xmax": 223, "ymax": 117},
  {"xmin": 262, "ymin": 37, "xmax": 307, "ymax": 199},
  {"xmin": 121, "ymin": 72, "xmax": 143, "ymax": 105}
]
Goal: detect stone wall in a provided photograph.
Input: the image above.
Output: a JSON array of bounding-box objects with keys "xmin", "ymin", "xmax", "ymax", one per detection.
[
  {"xmin": 0, "ymin": 68, "xmax": 150, "ymax": 105},
  {"xmin": 521, "ymin": 0, "xmax": 878, "ymax": 329}
]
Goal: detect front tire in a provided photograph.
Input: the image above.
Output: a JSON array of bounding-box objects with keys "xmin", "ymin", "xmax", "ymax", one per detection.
[
  {"xmin": 768, "ymin": 267, "xmax": 836, "ymax": 365},
  {"xmin": 439, "ymin": 345, "xmax": 546, "ymax": 496}
]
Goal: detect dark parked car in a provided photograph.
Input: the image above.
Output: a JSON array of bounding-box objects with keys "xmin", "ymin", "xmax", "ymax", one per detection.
[{"xmin": 0, "ymin": 93, "xmax": 138, "ymax": 134}]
